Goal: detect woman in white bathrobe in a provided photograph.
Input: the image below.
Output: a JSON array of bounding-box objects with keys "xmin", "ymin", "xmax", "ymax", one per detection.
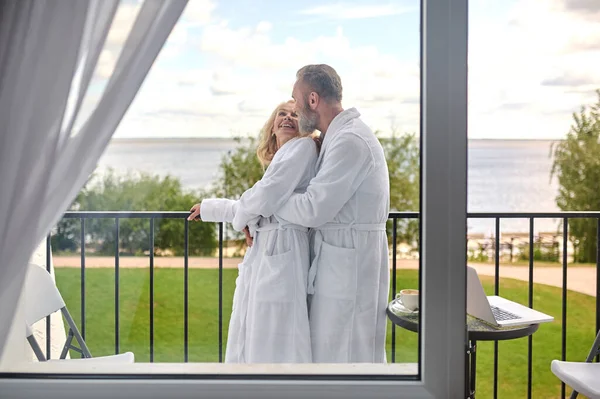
[{"xmin": 188, "ymin": 100, "xmax": 317, "ymax": 363}]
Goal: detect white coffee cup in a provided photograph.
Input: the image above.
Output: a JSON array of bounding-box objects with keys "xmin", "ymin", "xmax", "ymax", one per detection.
[{"xmin": 399, "ymin": 289, "xmax": 419, "ymax": 311}]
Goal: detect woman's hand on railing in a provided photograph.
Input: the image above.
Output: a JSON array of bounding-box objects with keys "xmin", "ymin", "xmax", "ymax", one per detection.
[{"xmin": 188, "ymin": 203, "xmax": 201, "ymax": 221}]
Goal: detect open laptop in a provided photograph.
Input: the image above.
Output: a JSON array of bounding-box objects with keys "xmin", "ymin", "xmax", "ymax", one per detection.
[{"xmin": 467, "ymin": 266, "xmax": 554, "ymax": 327}]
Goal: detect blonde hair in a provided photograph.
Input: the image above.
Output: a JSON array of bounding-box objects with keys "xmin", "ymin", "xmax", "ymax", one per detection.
[{"xmin": 256, "ymin": 100, "xmax": 312, "ymax": 168}]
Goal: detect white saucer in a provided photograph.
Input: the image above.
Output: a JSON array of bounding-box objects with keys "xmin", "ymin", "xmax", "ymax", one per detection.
[{"xmin": 390, "ymin": 298, "xmax": 419, "ymax": 314}]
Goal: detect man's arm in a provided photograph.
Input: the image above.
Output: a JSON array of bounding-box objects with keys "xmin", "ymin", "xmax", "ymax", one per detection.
[
  {"xmin": 231, "ymin": 138, "xmax": 317, "ymax": 231},
  {"xmin": 276, "ymin": 133, "xmax": 373, "ymax": 228}
]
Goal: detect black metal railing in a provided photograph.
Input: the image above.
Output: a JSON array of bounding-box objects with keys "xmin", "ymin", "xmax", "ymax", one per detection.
[
  {"xmin": 45, "ymin": 210, "xmax": 600, "ymax": 399},
  {"xmin": 53, "ymin": 212, "xmax": 209, "ymax": 363},
  {"xmin": 467, "ymin": 212, "xmax": 600, "ymax": 399}
]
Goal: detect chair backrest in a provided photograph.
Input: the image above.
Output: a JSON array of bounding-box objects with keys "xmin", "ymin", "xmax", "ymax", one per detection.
[{"xmin": 24, "ymin": 263, "xmax": 66, "ymax": 329}]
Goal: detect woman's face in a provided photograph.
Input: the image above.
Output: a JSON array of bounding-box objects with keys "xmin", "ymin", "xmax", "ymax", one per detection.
[{"xmin": 272, "ymin": 103, "xmax": 299, "ymax": 147}]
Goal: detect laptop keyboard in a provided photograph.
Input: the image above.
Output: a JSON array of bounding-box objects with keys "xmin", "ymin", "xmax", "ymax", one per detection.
[{"xmin": 491, "ymin": 306, "xmax": 522, "ymax": 321}]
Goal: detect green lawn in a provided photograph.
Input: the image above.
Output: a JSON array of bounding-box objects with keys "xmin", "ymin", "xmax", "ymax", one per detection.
[{"xmin": 55, "ymin": 268, "xmax": 594, "ymax": 398}]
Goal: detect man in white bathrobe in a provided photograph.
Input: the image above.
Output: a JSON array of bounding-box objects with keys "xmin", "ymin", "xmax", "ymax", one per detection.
[{"xmin": 276, "ymin": 64, "xmax": 390, "ymax": 363}]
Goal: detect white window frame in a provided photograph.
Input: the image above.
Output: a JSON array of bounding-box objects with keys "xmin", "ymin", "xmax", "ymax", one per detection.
[{"xmin": 0, "ymin": 0, "xmax": 467, "ymax": 397}]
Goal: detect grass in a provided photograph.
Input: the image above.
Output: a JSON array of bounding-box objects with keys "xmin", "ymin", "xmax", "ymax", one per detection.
[{"xmin": 55, "ymin": 268, "xmax": 595, "ymax": 398}]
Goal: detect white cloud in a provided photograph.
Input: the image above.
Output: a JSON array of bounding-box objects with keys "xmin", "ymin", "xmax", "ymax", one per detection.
[
  {"xmin": 193, "ymin": 20, "xmax": 421, "ymax": 135},
  {"xmin": 115, "ymin": 60, "xmax": 290, "ymax": 139},
  {"xmin": 106, "ymin": 2, "xmax": 143, "ymax": 47},
  {"xmin": 180, "ymin": 0, "xmax": 216, "ymax": 25},
  {"xmin": 108, "ymin": 1, "xmax": 422, "ymax": 139},
  {"xmin": 299, "ymin": 3, "xmax": 415, "ymax": 20},
  {"xmin": 256, "ymin": 21, "xmax": 273, "ymax": 33},
  {"xmin": 199, "ymin": 21, "xmax": 306, "ymax": 70},
  {"xmin": 93, "ymin": 3, "xmax": 142, "ymax": 80},
  {"xmin": 113, "ymin": 0, "xmax": 600, "ymax": 140},
  {"xmin": 96, "ymin": 0, "xmax": 216, "ymax": 82},
  {"xmin": 96, "ymin": 49, "xmax": 116, "ymax": 79},
  {"xmin": 114, "ymin": 12, "xmax": 422, "ymax": 138},
  {"xmin": 157, "ymin": 20, "xmax": 190, "ymax": 59},
  {"xmin": 467, "ymin": 0, "xmax": 600, "ymax": 139}
]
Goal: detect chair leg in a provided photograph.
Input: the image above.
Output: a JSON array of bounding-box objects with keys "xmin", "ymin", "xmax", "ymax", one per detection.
[
  {"xmin": 569, "ymin": 329, "xmax": 600, "ymax": 398},
  {"xmin": 583, "ymin": 330, "xmax": 600, "ymax": 363},
  {"xmin": 27, "ymin": 335, "xmax": 46, "ymax": 361},
  {"xmin": 60, "ymin": 329, "xmax": 75, "ymax": 359},
  {"xmin": 61, "ymin": 308, "xmax": 92, "ymax": 358},
  {"xmin": 569, "ymin": 387, "xmax": 579, "ymax": 399}
]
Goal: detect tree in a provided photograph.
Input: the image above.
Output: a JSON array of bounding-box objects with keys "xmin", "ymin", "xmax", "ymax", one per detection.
[
  {"xmin": 551, "ymin": 90, "xmax": 600, "ymax": 263},
  {"xmin": 50, "ymin": 217, "xmax": 80, "ymax": 253},
  {"xmin": 53, "ymin": 169, "xmax": 217, "ymax": 256},
  {"xmin": 211, "ymin": 137, "xmax": 265, "ymax": 199},
  {"xmin": 155, "ymin": 190, "xmax": 218, "ymax": 256},
  {"xmin": 380, "ymin": 132, "xmax": 420, "ymax": 247}
]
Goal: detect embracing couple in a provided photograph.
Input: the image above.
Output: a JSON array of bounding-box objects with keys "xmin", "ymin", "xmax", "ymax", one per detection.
[{"xmin": 188, "ymin": 64, "xmax": 390, "ymax": 364}]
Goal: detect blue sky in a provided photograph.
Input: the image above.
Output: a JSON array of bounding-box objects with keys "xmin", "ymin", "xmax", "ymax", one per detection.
[
  {"xmin": 215, "ymin": 0, "xmax": 420, "ymax": 59},
  {"xmin": 96, "ymin": 0, "xmax": 600, "ymax": 139}
]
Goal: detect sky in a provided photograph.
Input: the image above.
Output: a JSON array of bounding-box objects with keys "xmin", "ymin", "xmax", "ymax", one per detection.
[{"xmin": 91, "ymin": 0, "xmax": 600, "ymax": 140}]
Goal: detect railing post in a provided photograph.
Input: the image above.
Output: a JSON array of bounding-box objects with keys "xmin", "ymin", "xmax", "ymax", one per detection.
[
  {"xmin": 115, "ymin": 218, "xmax": 120, "ymax": 355},
  {"xmin": 391, "ymin": 217, "xmax": 397, "ymax": 363},
  {"xmin": 184, "ymin": 218, "xmax": 189, "ymax": 363},
  {"xmin": 218, "ymin": 222, "xmax": 223, "ymax": 363},
  {"xmin": 562, "ymin": 218, "xmax": 568, "ymax": 399},
  {"xmin": 494, "ymin": 217, "xmax": 500, "ymax": 399},
  {"xmin": 46, "ymin": 234, "xmax": 52, "ymax": 359},
  {"xmin": 596, "ymin": 218, "xmax": 600, "ymax": 362},
  {"xmin": 528, "ymin": 218, "xmax": 534, "ymax": 399},
  {"xmin": 149, "ymin": 218, "xmax": 154, "ymax": 362},
  {"xmin": 80, "ymin": 217, "xmax": 86, "ymax": 358}
]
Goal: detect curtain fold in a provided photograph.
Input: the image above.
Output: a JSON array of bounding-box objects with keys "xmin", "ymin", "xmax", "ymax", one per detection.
[{"xmin": 0, "ymin": 0, "xmax": 188, "ymax": 363}]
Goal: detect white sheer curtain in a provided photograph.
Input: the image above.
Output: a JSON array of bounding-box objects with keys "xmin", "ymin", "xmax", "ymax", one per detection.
[{"xmin": 0, "ymin": 0, "xmax": 188, "ymax": 362}]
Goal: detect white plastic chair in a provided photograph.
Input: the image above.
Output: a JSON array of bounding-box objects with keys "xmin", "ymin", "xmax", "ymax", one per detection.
[
  {"xmin": 551, "ymin": 330, "xmax": 600, "ymax": 399},
  {"xmin": 25, "ymin": 263, "xmax": 134, "ymax": 363}
]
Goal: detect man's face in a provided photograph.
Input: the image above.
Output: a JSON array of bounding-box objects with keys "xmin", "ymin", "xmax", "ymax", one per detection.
[{"xmin": 292, "ymin": 80, "xmax": 318, "ymax": 133}]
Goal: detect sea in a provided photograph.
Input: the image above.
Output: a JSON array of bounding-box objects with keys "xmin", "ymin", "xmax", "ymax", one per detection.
[{"xmin": 95, "ymin": 138, "xmax": 565, "ymax": 235}]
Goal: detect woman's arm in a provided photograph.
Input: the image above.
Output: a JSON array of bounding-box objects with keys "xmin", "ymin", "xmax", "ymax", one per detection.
[
  {"xmin": 189, "ymin": 199, "xmax": 254, "ymax": 246},
  {"xmin": 188, "ymin": 198, "xmax": 238, "ymax": 223}
]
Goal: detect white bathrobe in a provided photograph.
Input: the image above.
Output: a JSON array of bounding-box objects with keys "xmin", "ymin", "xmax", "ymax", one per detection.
[
  {"xmin": 200, "ymin": 137, "xmax": 317, "ymax": 363},
  {"xmin": 275, "ymin": 108, "xmax": 391, "ymax": 363}
]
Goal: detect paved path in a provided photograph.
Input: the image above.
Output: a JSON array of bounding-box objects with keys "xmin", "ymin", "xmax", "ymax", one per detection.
[
  {"xmin": 468, "ymin": 263, "xmax": 596, "ymax": 297},
  {"xmin": 52, "ymin": 256, "xmax": 597, "ymax": 297},
  {"xmin": 53, "ymin": 255, "xmax": 243, "ymax": 269}
]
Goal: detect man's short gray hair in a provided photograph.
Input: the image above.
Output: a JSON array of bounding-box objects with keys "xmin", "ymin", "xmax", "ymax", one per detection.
[{"xmin": 296, "ymin": 64, "xmax": 343, "ymax": 103}]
